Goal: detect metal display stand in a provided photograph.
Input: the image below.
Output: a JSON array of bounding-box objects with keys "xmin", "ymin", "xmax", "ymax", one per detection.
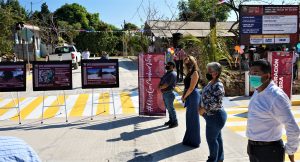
[
  {"xmin": 41, "ymin": 90, "xmax": 68, "ymax": 124},
  {"xmin": 6, "ymin": 92, "xmax": 22, "ymax": 124},
  {"xmin": 90, "ymin": 88, "xmax": 116, "ymax": 120}
]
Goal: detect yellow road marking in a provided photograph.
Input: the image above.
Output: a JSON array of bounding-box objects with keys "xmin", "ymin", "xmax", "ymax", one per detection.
[
  {"xmin": 41, "ymin": 96, "xmax": 69, "ymax": 119},
  {"xmin": 69, "ymin": 94, "xmax": 89, "ymax": 117},
  {"xmin": 227, "ymin": 117, "xmax": 247, "ymax": 122},
  {"xmin": 293, "ymin": 114, "xmax": 300, "ymax": 118},
  {"xmin": 226, "ymin": 110, "xmax": 248, "ymax": 115},
  {"xmin": 174, "ymin": 87, "xmax": 183, "ymax": 95},
  {"xmin": 227, "ymin": 125, "xmax": 247, "ymax": 132},
  {"xmin": 96, "ymin": 92, "xmax": 110, "ymax": 115},
  {"xmin": 121, "ymin": 92, "xmax": 136, "ymax": 114},
  {"xmin": 11, "ymin": 97, "xmax": 43, "ymax": 120},
  {"xmin": 174, "ymin": 99, "xmax": 184, "ymax": 111},
  {"xmin": 0, "ymin": 98, "xmax": 26, "ymax": 117},
  {"xmin": 229, "ymin": 106, "xmax": 248, "ymax": 109},
  {"xmin": 285, "ymin": 152, "xmax": 300, "ymax": 160}
]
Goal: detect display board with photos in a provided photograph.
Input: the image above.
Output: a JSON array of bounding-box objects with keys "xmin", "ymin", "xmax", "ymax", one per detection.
[
  {"xmin": 0, "ymin": 62, "xmax": 26, "ymax": 92},
  {"xmin": 32, "ymin": 61, "xmax": 72, "ymax": 91},
  {"xmin": 81, "ymin": 59, "xmax": 119, "ymax": 89}
]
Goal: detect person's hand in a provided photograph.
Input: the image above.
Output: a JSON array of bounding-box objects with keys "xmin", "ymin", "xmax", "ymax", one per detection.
[
  {"xmin": 288, "ymin": 154, "xmax": 295, "ymax": 162},
  {"xmin": 199, "ymin": 107, "xmax": 206, "ymax": 116}
]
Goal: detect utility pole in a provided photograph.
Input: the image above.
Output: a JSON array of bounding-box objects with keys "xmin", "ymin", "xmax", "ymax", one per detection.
[{"xmin": 30, "ymin": 2, "xmax": 33, "ymax": 15}]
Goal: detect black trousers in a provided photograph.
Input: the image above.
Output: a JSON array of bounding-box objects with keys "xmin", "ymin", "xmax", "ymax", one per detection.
[
  {"xmin": 247, "ymin": 140, "xmax": 285, "ymax": 162},
  {"xmin": 175, "ymin": 60, "xmax": 184, "ymax": 81}
]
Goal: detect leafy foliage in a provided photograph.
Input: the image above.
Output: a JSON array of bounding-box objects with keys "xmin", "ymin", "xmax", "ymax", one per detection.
[
  {"xmin": 0, "ymin": 0, "xmax": 27, "ymax": 57},
  {"xmin": 178, "ymin": 0, "xmax": 231, "ymax": 21},
  {"xmin": 179, "ymin": 34, "xmax": 233, "ymax": 76}
]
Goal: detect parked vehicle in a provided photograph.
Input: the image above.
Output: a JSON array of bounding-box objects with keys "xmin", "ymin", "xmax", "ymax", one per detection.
[{"xmin": 49, "ymin": 45, "xmax": 81, "ymax": 69}]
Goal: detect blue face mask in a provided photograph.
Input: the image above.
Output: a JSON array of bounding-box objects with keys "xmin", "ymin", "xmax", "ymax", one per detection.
[{"xmin": 249, "ymin": 75, "xmax": 263, "ymax": 89}]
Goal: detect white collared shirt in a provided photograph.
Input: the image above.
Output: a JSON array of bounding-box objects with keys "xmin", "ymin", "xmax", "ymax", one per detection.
[{"xmin": 247, "ymin": 81, "xmax": 300, "ymax": 155}]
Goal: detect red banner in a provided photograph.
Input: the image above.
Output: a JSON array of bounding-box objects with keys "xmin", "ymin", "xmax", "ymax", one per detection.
[
  {"xmin": 268, "ymin": 51, "xmax": 293, "ymax": 98},
  {"xmin": 138, "ymin": 53, "xmax": 166, "ymax": 116}
]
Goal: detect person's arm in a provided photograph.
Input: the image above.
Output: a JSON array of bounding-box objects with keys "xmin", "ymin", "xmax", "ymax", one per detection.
[
  {"xmin": 182, "ymin": 71, "xmax": 199, "ymax": 101},
  {"xmin": 159, "ymin": 73, "xmax": 176, "ymax": 90},
  {"xmin": 271, "ymin": 95, "xmax": 300, "ymax": 161},
  {"xmin": 159, "ymin": 83, "xmax": 169, "ymax": 90}
]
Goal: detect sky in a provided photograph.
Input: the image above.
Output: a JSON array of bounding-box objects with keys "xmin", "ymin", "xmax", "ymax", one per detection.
[
  {"xmin": 19, "ymin": 0, "xmax": 181, "ymax": 28},
  {"xmin": 19, "ymin": 0, "xmax": 299, "ymax": 28}
]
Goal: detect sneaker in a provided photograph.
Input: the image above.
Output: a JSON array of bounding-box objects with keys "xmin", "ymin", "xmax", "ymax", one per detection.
[
  {"xmin": 169, "ymin": 122, "xmax": 178, "ymax": 128},
  {"xmin": 164, "ymin": 120, "xmax": 172, "ymax": 126}
]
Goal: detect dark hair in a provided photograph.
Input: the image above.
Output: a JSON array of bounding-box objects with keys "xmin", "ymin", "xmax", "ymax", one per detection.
[
  {"xmin": 167, "ymin": 61, "xmax": 176, "ymax": 67},
  {"xmin": 251, "ymin": 59, "xmax": 271, "ymax": 74}
]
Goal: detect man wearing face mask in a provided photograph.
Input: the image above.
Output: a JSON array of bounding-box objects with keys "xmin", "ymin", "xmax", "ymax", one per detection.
[
  {"xmin": 247, "ymin": 59, "xmax": 300, "ymax": 162},
  {"xmin": 159, "ymin": 62, "xmax": 178, "ymax": 128}
]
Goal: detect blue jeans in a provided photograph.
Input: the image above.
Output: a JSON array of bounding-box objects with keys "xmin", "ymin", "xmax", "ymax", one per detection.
[
  {"xmin": 163, "ymin": 91, "xmax": 177, "ymax": 123},
  {"xmin": 203, "ymin": 109, "xmax": 227, "ymax": 162}
]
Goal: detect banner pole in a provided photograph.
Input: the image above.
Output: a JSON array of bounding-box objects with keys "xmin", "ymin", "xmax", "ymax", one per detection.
[
  {"xmin": 245, "ymin": 71, "xmax": 250, "ymax": 96},
  {"xmin": 111, "ymin": 88, "xmax": 116, "ymax": 119},
  {"xmin": 41, "ymin": 91, "xmax": 45, "ymax": 124},
  {"xmin": 103, "ymin": 89, "xmax": 106, "ymax": 113},
  {"xmin": 17, "ymin": 92, "xmax": 21, "ymax": 125}
]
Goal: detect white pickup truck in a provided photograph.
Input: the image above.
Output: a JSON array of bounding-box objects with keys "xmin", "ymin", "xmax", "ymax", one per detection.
[{"xmin": 49, "ymin": 45, "xmax": 82, "ymax": 69}]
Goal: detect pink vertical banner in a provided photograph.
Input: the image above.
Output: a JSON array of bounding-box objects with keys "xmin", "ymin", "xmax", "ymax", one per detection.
[
  {"xmin": 138, "ymin": 53, "xmax": 166, "ymax": 116},
  {"xmin": 268, "ymin": 51, "xmax": 293, "ymax": 98}
]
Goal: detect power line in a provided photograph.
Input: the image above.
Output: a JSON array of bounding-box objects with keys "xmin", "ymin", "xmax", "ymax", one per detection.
[
  {"xmin": 31, "ymin": 0, "xmax": 44, "ymax": 5},
  {"xmin": 129, "ymin": 0, "xmax": 144, "ymax": 22}
]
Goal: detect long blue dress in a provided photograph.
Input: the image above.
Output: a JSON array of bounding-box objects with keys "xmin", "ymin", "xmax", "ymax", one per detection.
[{"xmin": 182, "ymin": 71, "xmax": 201, "ymax": 147}]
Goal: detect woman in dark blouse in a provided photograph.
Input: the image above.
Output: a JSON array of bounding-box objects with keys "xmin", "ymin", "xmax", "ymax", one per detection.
[
  {"xmin": 181, "ymin": 55, "xmax": 201, "ymax": 148},
  {"xmin": 199, "ymin": 62, "xmax": 227, "ymax": 162}
]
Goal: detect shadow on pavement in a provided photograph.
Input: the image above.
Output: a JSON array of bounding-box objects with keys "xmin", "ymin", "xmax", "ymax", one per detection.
[
  {"xmin": 119, "ymin": 60, "xmax": 138, "ymax": 71},
  {"xmin": 234, "ymin": 112, "xmax": 248, "ymax": 118},
  {"xmin": 78, "ymin": 116, "xmax": 161, "ymax": 131},
  {"xmin": 229, "ymin": 96, "xmax": 251, "ymax": 101},
  {"xmin": 0, "ymin": 122, "xmax": 85, "ymax": 131},
  {"xmin": 107, "ymin": 125, "xmax": 168, "ymax": 142},
  {"xmin": 127, "ymin": 143, "xmax": 197, "ymax": 162}
]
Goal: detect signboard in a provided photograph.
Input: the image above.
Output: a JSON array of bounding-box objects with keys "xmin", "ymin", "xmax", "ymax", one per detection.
[
  {"xmin": 0, "ymin": 62, "xmax": 26, "ymax": 92},
  {"xmin": 268, "ymin": 51, "xmax": 293, "ymax": 98},
  {"xmin": 138, "ymin": 53, "xmax": 166, "ymax": 116},
  {"xmin": 263, "ymin": 35, "xmax": 275, "ymax": 44},
  {"xmin": 32, "ymin": 61, "xmax": 72, "ymax": 91},
  {"xmin": 81, "ymin": 59, "xmax": 119, "ymax": 89},
  {"xmin": 240, "ymin": 5, "xmax": 299, "ymax": 45}
]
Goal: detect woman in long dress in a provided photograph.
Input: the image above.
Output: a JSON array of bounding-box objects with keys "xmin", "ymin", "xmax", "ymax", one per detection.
[{"xmin": 181, "ymin": 55, "xmax": 201, "ymax": 147}]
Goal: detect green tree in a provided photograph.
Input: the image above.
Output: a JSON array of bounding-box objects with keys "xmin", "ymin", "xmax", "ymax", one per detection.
[
  {"xmin": 0, "ymin": 1, "xmax": 27, "ymax": 57},
  {"xmin": 124, "ymin": 22, "xmax": 139, "ymax": 30},
  {"xmin": 178, "ymin": 0, "xmax": 231, "ymax": 21},
  {"xmin": 54, "ymin": 3, "xmax": 90, "ymax": 29},
  {"xmin": 57, "ymin": 21, "xmax": 81, "ymax": 44}
]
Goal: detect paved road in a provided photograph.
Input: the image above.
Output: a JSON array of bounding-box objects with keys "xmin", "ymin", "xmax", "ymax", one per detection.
[{"xmin": 0, "ymin": 57, "xmax": 299, "ymax": 162}]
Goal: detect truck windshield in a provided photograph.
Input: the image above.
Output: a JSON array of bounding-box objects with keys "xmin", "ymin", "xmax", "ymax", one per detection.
[{"xmin": 55, "ymin": 47, "xmax": 75, "ymax": 53}]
